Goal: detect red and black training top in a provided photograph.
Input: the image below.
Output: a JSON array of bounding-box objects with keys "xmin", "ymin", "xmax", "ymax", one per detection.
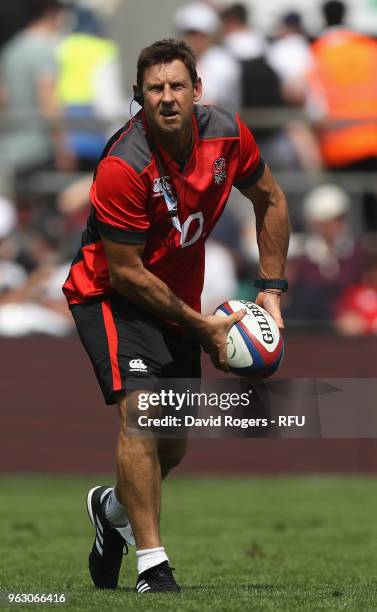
[{"xmin": 63, "ymin": 105, "xmax": 265, "ymax": 312}]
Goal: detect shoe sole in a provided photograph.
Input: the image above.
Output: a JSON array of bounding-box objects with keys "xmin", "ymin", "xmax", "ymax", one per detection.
[{"xmin": 135, "ymin": 587, "xmax": 181, "ymax": 594}]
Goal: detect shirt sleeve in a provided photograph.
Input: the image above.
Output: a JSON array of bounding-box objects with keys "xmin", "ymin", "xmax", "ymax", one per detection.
[
  {"xmin": 34, "ymin": 42, "xmax": 58, "ymax": 79},
  {"xmin": 90, "ymin": 156, "xmax": 149, "ymax": 244},
  {"xmin": 233, "ymin": 114, "xmax": 266, "ymax": 189}
]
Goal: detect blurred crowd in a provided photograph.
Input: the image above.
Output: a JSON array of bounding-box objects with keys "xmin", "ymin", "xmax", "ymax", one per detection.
[{"xmin": 0, "ymin": 0, "xmax": 377, "ymax": 336}]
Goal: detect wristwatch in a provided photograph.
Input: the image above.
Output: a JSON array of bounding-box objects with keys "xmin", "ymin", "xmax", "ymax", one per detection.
[{"xmin": 254, "ymin": 278, "xmax": 288, "ymax": 293}]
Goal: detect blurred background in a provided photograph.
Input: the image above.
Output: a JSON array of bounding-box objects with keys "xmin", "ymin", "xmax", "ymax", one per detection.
[{"xmin": 1, "ymin": 0, "xmax": 377, "ymax": 473}]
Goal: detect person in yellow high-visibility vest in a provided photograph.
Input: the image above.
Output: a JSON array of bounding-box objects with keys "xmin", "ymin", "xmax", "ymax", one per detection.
[{"xmin": 56, "ymin": 8, "xmax": 124, "ymax": 170}]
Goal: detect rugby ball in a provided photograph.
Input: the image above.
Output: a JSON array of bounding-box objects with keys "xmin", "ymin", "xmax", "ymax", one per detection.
[{"xmin": 214, "ymin": 300, "xmax": 284, "ymax": 377}]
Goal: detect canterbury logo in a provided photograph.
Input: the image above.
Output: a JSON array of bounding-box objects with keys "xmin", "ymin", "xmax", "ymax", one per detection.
[{"xmin": 129, "ymin": 359, "xmax": 147, "ymax": 372}]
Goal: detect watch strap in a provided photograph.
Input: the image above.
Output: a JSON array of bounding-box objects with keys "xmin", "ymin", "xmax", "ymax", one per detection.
[{"xmin": 254, "ymin": 278, "xmax": 288, "ymax": 292}]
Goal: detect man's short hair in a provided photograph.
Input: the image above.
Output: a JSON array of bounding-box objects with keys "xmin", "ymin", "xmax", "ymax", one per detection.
[
  {"xmin": 137, "ymin": 39, "xmax": 198, "ymax": 90},
  {"xmin": 28, "ymin": 0, "xmax": 66, "ymax": 22},
  {"xmin": 282, "ymin": 11, "xmax": 303, "ymax": 31},
  {"xmin": 322, "ymin": 0, "xmax": 346, "ymax": 27},
  {"xmin": 220, "ymin": 3, "xmax": 249, "ymax": 25}
]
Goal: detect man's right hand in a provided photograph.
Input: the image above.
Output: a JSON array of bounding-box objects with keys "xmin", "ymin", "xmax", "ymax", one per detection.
[
  {"xmin": 100, "ymin": 236, "xmax": 246, "ymax": 372},
  {"xmin": 196, "ymin": 309, "xmax": 246, "ymax": 373}
]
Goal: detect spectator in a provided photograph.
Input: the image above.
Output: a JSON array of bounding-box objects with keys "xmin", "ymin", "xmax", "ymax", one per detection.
[
  {"xmin": 335, "ymin": 257, "xmax": 377, "ymax": 335},
  {"xmin": 0, "ymin": 0, "xmax": 69, "ymax": 196},
  {"xmin": 264, "ymin": 11, "xmax": 321, "ymax": 173},
  {"xmin": 56, "ymin": 7, "xmax": 125, "ymax": 170},
  {"xmin": 219, "ymin": 2, "xmax": 318, "ymax": 172},
  {"xmin": 0, "ymin": 270, "xmax": 73, "ymax": 336},
  {"xmin": 285, "ymin": 184, "xmax": 366, "ymax": 323},
  {"xmin": 0, "ymin": 193, "xmax": 72, "ymax": 336},
  {"xmin": 305, "ymin": 0, "xmax": 377, "ymax": 230},
  {"xmin": 268, "ymin": 12, "xmax": 314, "ymax": 106},
  {"xmin": 220, "ymin": 2, "xmax": 266, "ymax": 61},
  {"xmin": 219, "ymin": 2, "xmax": 281, "ymax": 115},
  {"xmin": 174, "ymin": 2, "xmax": 241, "ymax": 110},
  {"xmin": 0, "ymin": 196, "xmax": 26, "ymax": 294}
]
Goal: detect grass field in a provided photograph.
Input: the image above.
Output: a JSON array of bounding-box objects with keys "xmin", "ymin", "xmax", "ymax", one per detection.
[{"xmin": 1, "ymin": 475, "xmax": 377, "ymax": 611}]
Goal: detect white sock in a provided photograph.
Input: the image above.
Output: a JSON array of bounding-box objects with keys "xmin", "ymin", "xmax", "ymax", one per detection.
[
  {"xmin": 104, "ymin": 488, "xmax": 129, "ymax": 527},
  {"xmin": 136, "ymin": 547, "xmax": 169, "ymax": 574}
]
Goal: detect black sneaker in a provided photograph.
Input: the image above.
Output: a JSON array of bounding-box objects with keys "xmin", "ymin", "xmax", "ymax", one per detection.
[
  {"xmin": 86, "ymin": 485, "xmax": 132, "ymax": 589},
  {"xmin": 135, "ymin": 561, "xmax": 181, "ymax": 593}
]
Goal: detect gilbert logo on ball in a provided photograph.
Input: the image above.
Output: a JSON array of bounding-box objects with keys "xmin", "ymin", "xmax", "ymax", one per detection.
[{"xmin": 214, "ymin": 300, "xmax": 284, "ymax": 377}]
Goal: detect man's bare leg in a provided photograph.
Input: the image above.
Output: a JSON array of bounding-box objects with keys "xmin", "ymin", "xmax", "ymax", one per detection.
[
  {"xmin": 115, "ymin": 392, "xmax": 189, "ymax": 544},
  {"xmin": 95, "ymin": 390, "xmax": 186, "ymax": 592},
  {"xmin": 157, "ymin": 437, "xmax": 188, "ymax": 480},
  {"xmin": 115, "ymin": 391, "xmax": 162, "ymax": 550}
]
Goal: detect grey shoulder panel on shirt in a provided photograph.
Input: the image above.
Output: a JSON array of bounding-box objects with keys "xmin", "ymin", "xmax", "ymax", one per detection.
[
  {"xmin": 108, "ymin": 119, "xmax": 152, "ymax": 174},
  {"xmin": 195, "ymin": 105, "xmax": 240, "ymax": 140}
]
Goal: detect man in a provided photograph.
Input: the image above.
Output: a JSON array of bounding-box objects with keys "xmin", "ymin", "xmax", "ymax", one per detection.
[
  {"xmin": 305, "ymin": 0, "xmax": 377, "ymax": 229},
  {"xmin": 0, "ymin": 0, "xmax": 68, "ymax": 194},
  {"xmin": 220, "ymin": 2, "xmax": 266, "ymax": 62},
  {"xmin": 267, "ymin": 11, "xmax": 313, "ymax": 106},
  {"xmin": 63, "ymin": 39, "xmax": 289, "ymax": 594},
  {"xmin": 173, "ymin": 2, "xmax": 241, "ymax": 110},
  {"xmin": 56, "ymin": 7, "xmax": 125, "ymax": 170},
  {"xmin": 285, "ymin": 184, "xmax": 364, "ymax": 322}
]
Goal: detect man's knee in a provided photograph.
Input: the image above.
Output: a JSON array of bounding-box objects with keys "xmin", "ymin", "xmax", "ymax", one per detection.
[{"xmin": 117, "ymin": 390, "xmax": 157, "ymax": 432}]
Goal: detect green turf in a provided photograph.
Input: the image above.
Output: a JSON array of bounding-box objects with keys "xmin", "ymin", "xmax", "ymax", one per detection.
[{"xmin": 0, "ymin": 475, "xmax": 377, "ymax": 611}]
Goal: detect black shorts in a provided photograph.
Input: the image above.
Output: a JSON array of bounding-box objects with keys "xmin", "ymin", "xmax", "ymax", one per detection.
[{"xmin": 71, "ymin": 293, "xmax": 202, "ymax": 405}]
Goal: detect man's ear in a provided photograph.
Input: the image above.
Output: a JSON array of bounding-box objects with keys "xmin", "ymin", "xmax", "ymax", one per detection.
[{"xmin": 193, "ymin": 78, "xmax": 203, "ymax": 103}]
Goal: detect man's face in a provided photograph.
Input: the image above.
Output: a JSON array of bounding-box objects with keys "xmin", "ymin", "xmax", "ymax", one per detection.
[{"xmin": 141, "ymin": 60, "xmax": 202, "ymax": 136}]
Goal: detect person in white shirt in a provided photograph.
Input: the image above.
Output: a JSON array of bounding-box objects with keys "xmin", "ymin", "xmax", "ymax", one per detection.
[
  {"xmin": 220, "ymin": 2, "xmax": 266, "ymax": 61},
  {"xmin": 173, "ymin": 2, "xmax": 241, "ymax": 110},
  {"xmin": 268, "ymin": 12, "xmax": 314, "ymax": 106}
]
